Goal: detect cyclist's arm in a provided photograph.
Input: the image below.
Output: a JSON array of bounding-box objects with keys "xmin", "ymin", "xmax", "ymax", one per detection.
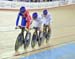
[
  {"xmin": 49, "ymin": 14, "xmax": 53, "ymax": 25},
  {"xmin": 16, "ymin": 13, "xmax": 21, "ymax": 26},
  {"xmin": 39, "ymin": 17, "xmax": 43, "ymax": 32},
  {"xmin": 30, "ymin": 20, "xmax": 34, "ymax": 29}
]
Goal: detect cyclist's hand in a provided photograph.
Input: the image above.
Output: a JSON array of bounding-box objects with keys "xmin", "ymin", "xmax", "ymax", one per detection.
[
  {"xmin": 25, "ymin": 28, "xmax": 29, "ymax": 31},
  {"xmin": 15, "ymin": 26, "xmax": 19, "ymax": 29}
]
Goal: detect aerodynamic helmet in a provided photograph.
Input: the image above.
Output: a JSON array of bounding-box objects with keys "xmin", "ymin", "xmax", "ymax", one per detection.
[
  {"xmin": 32, "ymin": 12, "xmax": 38, "ymax": 19},
  {"xmin": 43, "ymin": 9, "xmax": 48, "ymax": 15},
  {"xmin": 20, "ymin": 6, "xmax": 26, "ymax": 13}
]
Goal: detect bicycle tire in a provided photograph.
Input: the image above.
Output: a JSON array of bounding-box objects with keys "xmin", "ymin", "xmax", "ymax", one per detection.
[
  {"xmin": 15, "ymin": 33, "xmax": 24, "ymax": 51},
  {"xmin": 31, "ymin": 33, "xmax": 37, "ymax": 48},
  {"xmin": 46, "ymin": 32, "xmax": 50, "ymax": 43},
  {"xmin": 24, "ymin": 32, "xmax": 31, "ymax": 49},
  {"xmin": 38, "ymin": 37, "xmax": 42, "ymax": 47}
]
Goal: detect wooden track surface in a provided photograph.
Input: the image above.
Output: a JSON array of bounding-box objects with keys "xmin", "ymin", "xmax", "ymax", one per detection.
[{"xmin": 0, "ymin": 4, "xmax": 75, "ymax": 59}]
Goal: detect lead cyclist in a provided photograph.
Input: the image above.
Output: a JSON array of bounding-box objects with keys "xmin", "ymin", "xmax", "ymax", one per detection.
[{"xmin": 15, "ymin": 6, "xmax": 31, "ymax": 55}]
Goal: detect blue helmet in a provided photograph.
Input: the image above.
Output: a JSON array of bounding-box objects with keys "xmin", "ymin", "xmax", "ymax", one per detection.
[
  {"xmin": 43, "ymin": 9, "xmax": 48, "ymax": 15},
  {"xmin": 32, "ymin": 12, "xmax": 38, "ymax": 19},
  {"xmin": 20, "ymin": 6, "xmax": 26, "ymax": 13}
]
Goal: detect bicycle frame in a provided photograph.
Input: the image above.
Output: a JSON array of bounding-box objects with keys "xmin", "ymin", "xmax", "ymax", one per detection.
[
  {"xmin": 15, "ymin": 26, "xmax": 32, "ymax": 51},
  {"xmin": 31, "ymin": 27, "xmax": 43, "ymax": 48}
]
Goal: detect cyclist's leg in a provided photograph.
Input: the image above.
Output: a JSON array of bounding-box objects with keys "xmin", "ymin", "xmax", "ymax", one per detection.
[
  {"xmin": 21, "ymin": 28, "xmax": 25, "ymax": 44},
  {"xmin": 36, "ymin": 28, "xmax": 39, "ymax": 41},
  {"xmin": 43, "ymin": 25, "xmax": 47, "ymax": 38},
  {"xmin": 43, "ymin": 25, "xmax": 45, "ymax": 34},
  {"xmin": 48, "ymin": 25, "xmax": 51, "ymax": 37},
  {"xmin": 39, "ymin": 27, "xmax": 43, "ymax": 38},
  {"xmin": 33, "ymin": 27, "xmax": 37, "ymax": 36},
  {"xmin": 43, "ymin": 24, "xmax": 46, "ymax": 32},
  {"xmin": 38, "ymin": 27, "xmax": 43, "ymax": 46},
  {"xmin": 21, "ymin": 28, "xmax": 24, "ymax": 34}
]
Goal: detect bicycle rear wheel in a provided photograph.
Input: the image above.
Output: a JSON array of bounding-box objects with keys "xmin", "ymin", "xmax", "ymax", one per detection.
[
  {"xmin": 38, "ymin": 37, "xmax": 42, "ymax": 47},
  {"xmin": 24, "ymin": 32, "xmax": 31, "ymax": 49}
]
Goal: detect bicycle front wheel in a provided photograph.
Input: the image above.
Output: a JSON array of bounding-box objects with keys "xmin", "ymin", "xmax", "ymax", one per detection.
[
  {"xmin": 31, "ymin": 33, "xmax": 37, "ymax": 48},
  {"xmin": 15, "ymin": 33, "xmax": 24, "ymax": 51}
]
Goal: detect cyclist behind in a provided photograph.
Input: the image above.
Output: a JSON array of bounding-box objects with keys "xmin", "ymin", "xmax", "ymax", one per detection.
[
  {"xmin": 41, "ymin": 9, "xmax": 52, "ymax": 41},
  {"xmin": 24, "ymin": 10, "xmax": 32, "ymax": 30},
  {"xmin": 15, "ymin": 6, "xmax": 31, "ymax": 55},
  {"xmin": 31, "ymin": 12, "xmax": 43, "ymax": 39}
]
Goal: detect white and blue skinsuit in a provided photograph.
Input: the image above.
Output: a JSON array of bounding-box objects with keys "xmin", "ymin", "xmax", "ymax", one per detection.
[{"xmin": 16, "ymin": 12, "xmax": 27, "ymax": 27}]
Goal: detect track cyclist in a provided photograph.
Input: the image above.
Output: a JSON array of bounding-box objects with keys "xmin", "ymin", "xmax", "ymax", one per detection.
[
  {"xmin": 31, "ymin": 12, "xmax": 43, "ymax": 48},
  {"xmin": 15, "ymin": 6, "xmax": 31, "ymax": 55},
  {"xmin": 41, "ymin": 9, "xmax": 52, "ymax": 43}
]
